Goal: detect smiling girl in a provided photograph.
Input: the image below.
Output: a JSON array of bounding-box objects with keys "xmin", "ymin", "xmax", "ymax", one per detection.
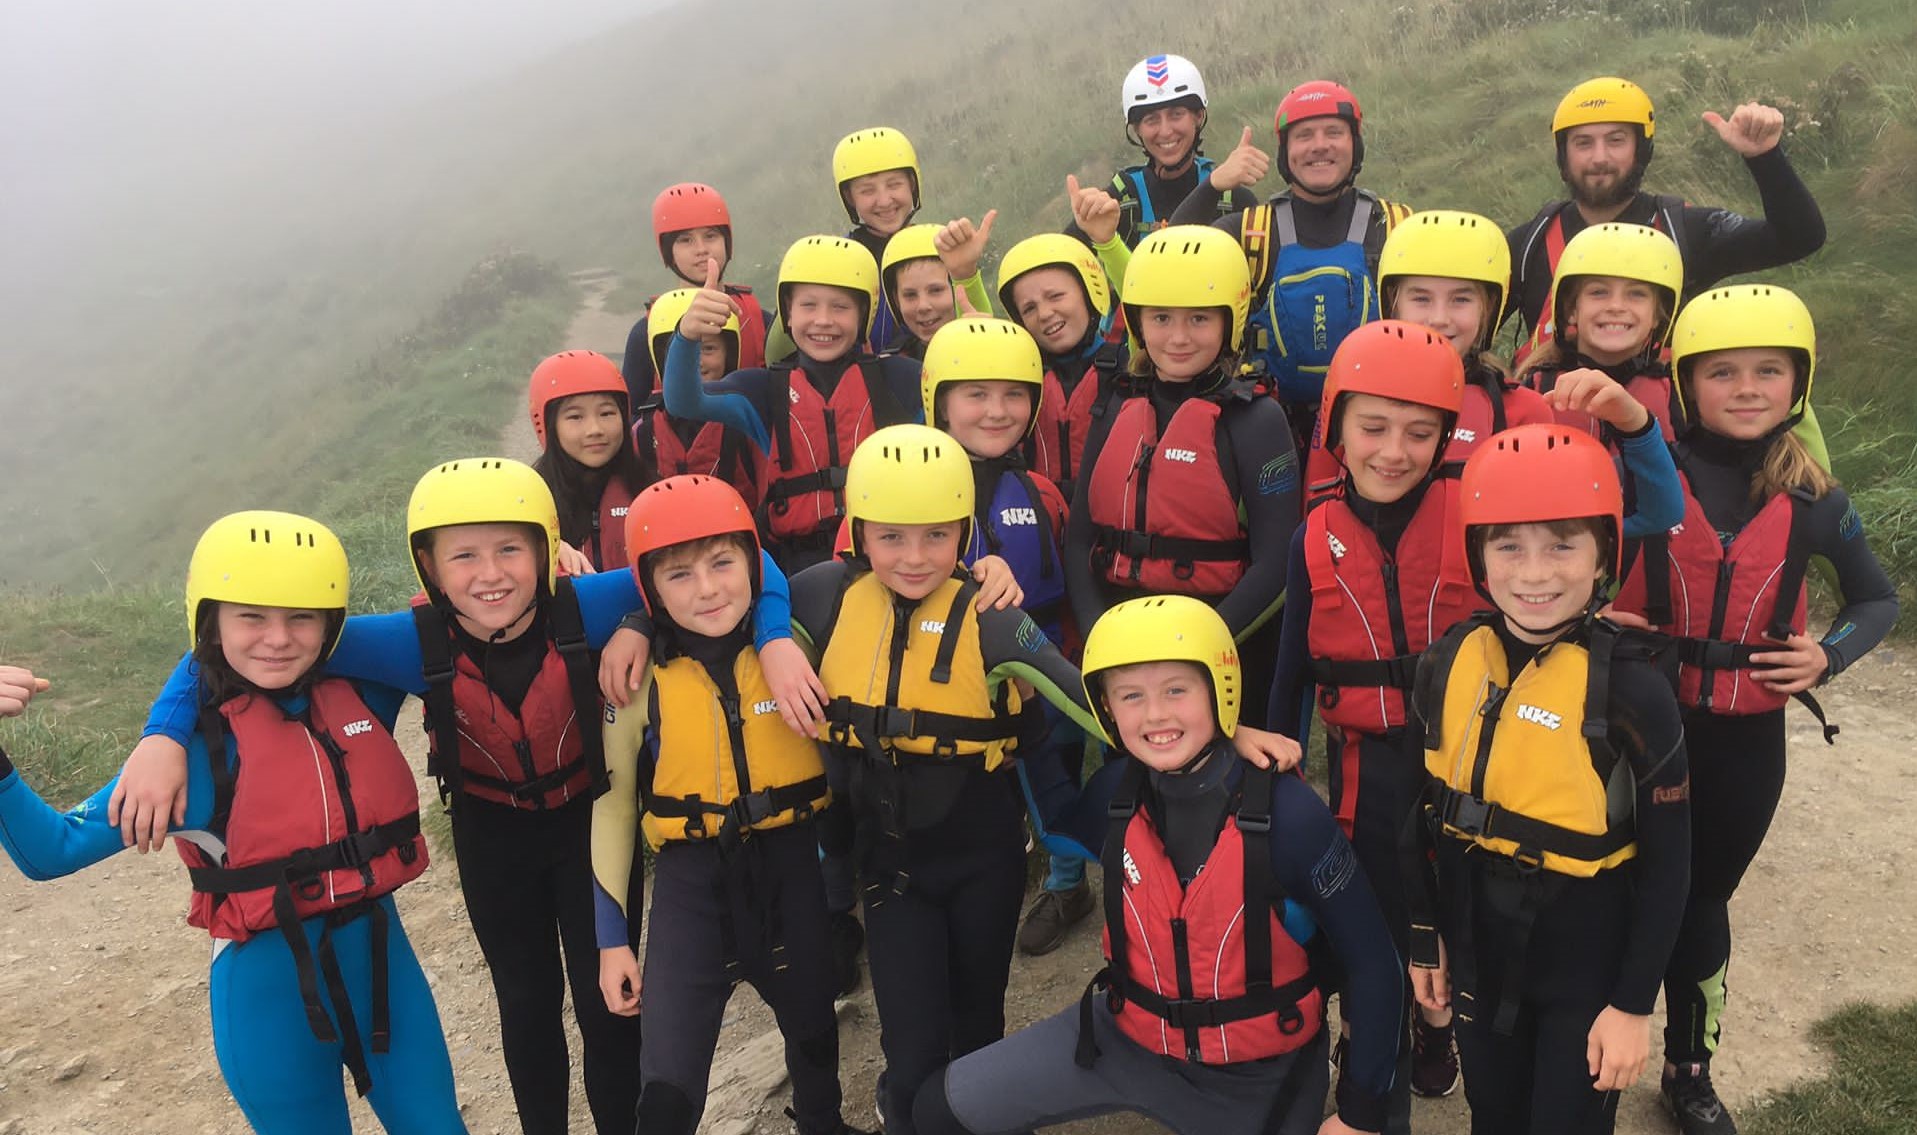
[{"xmin": 529, "ymin": 349, "xmax": 653, "ymax": 574}]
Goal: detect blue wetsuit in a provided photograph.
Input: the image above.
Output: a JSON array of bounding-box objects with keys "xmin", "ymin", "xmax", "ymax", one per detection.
[{"xmin": 0, "ymin": 681, "xmax": 465, "ymax": 1135}]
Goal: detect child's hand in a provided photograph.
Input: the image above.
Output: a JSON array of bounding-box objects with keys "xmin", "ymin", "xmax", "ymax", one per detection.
[
  {"xmin": 107, "ymin": 734, "xmax": 190, "ymax": 853},
  {"xmin": 760, "ymin": 637, "xmax": 829, "ymax": 738},
  {"xmin": 1066, "ymin": 175, "xmax": 1121, "ymax": 246},
  {"xmin": 597, "ymin": 627, "xmax": 653, "ymax": 709},
  {"xmin": 1749, "ymin": 633, "xmax": 1830, "ymax": 694},
  {"xmin": 557, "ymin": 541, "xmax": 597, "ymax": 577},
  {"xmin": 1410, "ymin": 937, "xmax": 1451, "ymax": 1013},
  {"xmin": 1316, "ymin": 1116, "xmax": 1375, "ymax": 1135},
  {"xmin": 1586, "ymin": 1005, "xmax": 1652, "ymax": 1092},
  {"xmin": 1596, "ymin": 605, "xmax": 1655, "ymax": 630},
  {"xmin": 1703, "ymin": 103, "xmax": 1785, "ymax": 158},
  {"xmin": 0, "ymin": 667, "xmax": 49, "ymax": 718},
  {"xmin": 934, "ymin": 211, "xmax": 996, "ymax": 283},
  {"xmin": 970, "ymin": 555, "xmax": 1025, "ymax": 611},
  {"xmin": 599, "ymin": 947, "xmax": 643, "ymax": 1017},
  {"xmin": 679, "ymin": 259, "xmax": 742, "ymax": 337},
  {"xmin": 1228, "ymin": 725, "xmax": 1301, "ymax": 772},
  {"xmin": 1543, "ymin": 368, "xmax": 1651, "ymax": 433},
  {"xmin": 1208, "ymin": 127, "xmax": 1270, "ymax": 193}
]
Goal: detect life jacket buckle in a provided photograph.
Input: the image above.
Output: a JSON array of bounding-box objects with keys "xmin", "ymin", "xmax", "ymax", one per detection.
[{"xmin": 1442, "ymin": 792, "xmax": 1496, "ymax": 839}]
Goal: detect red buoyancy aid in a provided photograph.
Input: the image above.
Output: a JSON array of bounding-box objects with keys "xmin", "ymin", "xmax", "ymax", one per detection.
[
  {"xmin": 1613, "ymin": 481, "xmax": 1811, "ymax": 716},
  {"xmin": 1304, "ymin": 481, "xmax": 1478, "ymax": 733},
  {"xmin": 636, "ymin": 412, "xmax": 765, "ymax": 510},
  {"xmin": 1441, "ymin": 375, "xmax": 1556, "ymax": 476},
  {"xmin": 443, "ymin": 641, "xmax": 597, "ymax": 809},
  {"xmin": 1526, "ymin": 367, "xmax": 1678, "ymax": 447},
  {"xmin": 1026, "ymin": 344, "xmax": 1129, "ymax": 499},
  {"xmin": 1085, "ymin": 763, "xmax": 1321, "ymax": 1067},
  {"xmin": 1085, "ymin": 385, "xmax": 1256, "ymax": 597},
  {"xmin": 731, "ymin": 287, "xmax": 769, "ymax": 371},
  {"xmin": 763, "ymin": 359, "xmax": 904, "ymax": 544},
  {"xmin": 582, "ymin": 474, "xmax": 638, "ymax": 575},
  {"xmin": 178, "ymin": 680, "xmax": 427, "ymax": 942}
]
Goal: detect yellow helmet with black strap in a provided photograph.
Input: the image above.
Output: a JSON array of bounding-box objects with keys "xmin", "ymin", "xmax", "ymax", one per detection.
[
  {"xmin": 405, "ymin": 458, "xmax": 561, "ymax": 596},
  {"xmin": 1553, "ymin": 76, "xmax": 1656, "ymax": 172},
  {"xmin": 186, "ymin": 511, "xmax": 350, "ymax": 657},
  {"xmin": 1080, "ymin": 594, "xmax": 1241, "ymax": 745},
  {"xmin": 778, "ymin": 235, "xmax": 882, "ymax": 340},
  {"xmin": 996, "ymin": 233, "xmax": 1114, "ymax": 322},
  {"xmin": 832, "ymin": 127, "xmax": 921, "ymax": 225},
  {"xmin": 1377, "ymin": 210, "xmax": 1510, "ymax": 350},
  {"xmin": 1121, "ymin": 225, "xmax": 1252, "ymax": 354},
  {"xmin": 1669, "ymin": 283, "xmax": 1817, "ymax": 424},
  {"xmin": 844, "ymin": 424, "xmax": 974, "ymax": 557},
  {"xmin": 919, "ymin": 318, "xmax": 1045, "ymax": 436}
]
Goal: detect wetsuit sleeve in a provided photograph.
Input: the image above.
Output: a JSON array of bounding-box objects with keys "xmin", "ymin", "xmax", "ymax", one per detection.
[
  {"xmin": 1167, "ymin": 178, "xmax": 1234, "ymax": 227},
  {"xmin": 615, "ymin": 550, "xmax": 792, "ymax": 649},
  {"xmin": 1268, "ymin": 774, "xmax": 1400, "ymax": 1131},
  {"xmin": 1608, "ymin": 658, "xmax": 1691, "ymax": 1014},
  {"xmin": 1504, "ymin": 208, "xmax": 1555, "ymax": 335},
  {"xmin": 572, "ymin": 569, "xmax": 642, "ymax": 647},
  {"xmin": 592, "ymin": 687, "xmax": 654, "ymax": 948},
  {"xmin": 976, "ymin": 605, "xmax": 1102, "ymax": 738},
  {"xmin": 621, "ymin": 313, "xmax": 655, "ymax": 409},
  {"xmin": 315, "ymin": 611, "xmax": 431, "ymax": 694},
  {"xmin": 1808, "ymin": 489, "xmax": 1899, "ymax": 677},
  {"xmin": 1616, "ymin": 420, "xmax": 1684, "ymax": 538},
  {"xmin": 661, "ymin": 333, "xmax": 775, "ymax": 453},
  {"xmin": 1091, "ymin": 235, "xmax": 1130, "ymax": 303},
  {"xmin": 1064, "ymin": 423, "xmax": 1117, "ymax": 635},
  {"xmin": 1214, "ymin": 398, "xmax": 1301, "ymax": 640},
  {"xmin": 1678, "ymin": 148, "xmax": 1827, "ymax": 291},
  {"xmin": 141, "ymin": 653, "xmax": 203, "ymax": 743},
  {"xmin": 1267, "ymin": 526, "xmax": 1315, "ymax": 738},
  {"xmin": 955, "ymin": 272, "xmax": 994, "ymax": 318},
  {"xmin": 0, "ymin": 732, "xmax": 219, "ymax": 880}
]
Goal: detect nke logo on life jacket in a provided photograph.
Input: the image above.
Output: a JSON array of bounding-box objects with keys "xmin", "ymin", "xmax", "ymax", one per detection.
[
  {"xmin": 752, "ymin": 699, "xmax": 780, "ymax": 716},
  {"xmin": 999, "ymin": 507, "xmax": 1038, "ymax": 526},
  {"xmin": 609, "ymin": 506, "xmax": 628, "ymax": 518},
  {"xmin": 1122, "ymin": 848, "xmax": 1142, "ymax": 887},
  {"xmin": 1453, "ymin": 427, "xmax": 1478, "ymax": 443},
  {"xmin": 1163, "ymin": 448, "xmax": 1199, "ymax": 464},
  {"xmin": 919, "ymin": 620, "xmax": 946, "ymax": 635},
  {"xmin": 1515, "ymin": 704, "xmax": 1563, "ymax": 731},
  {"xmin": 341, "ymin": 719, "xmax": 374, "ymax": 738},
  {"xmin": 1326, "ymin": 532, "xmax": 1348, "ymax": 561}
]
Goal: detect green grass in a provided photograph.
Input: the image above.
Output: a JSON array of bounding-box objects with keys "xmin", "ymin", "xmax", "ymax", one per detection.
[{"xmin": 1745, "ymin": 1000, "xmax": 1917, "ymax": 1134}]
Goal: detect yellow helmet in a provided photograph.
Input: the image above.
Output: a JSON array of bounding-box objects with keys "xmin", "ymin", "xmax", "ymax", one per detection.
[
  {"xmin": 1549, "ymin": 222, "xmax": 1684, "ymax": 351},
  {"xmin": 1121, "ymin": 225, "xmax": 1252, "ymax": 354},
  {"xmin": 832, "ymin": 127, "xmax": 921, "ymax": 224},
  {"xmin": 1378, "ymin": 210, "xmax": 1510, "ymax": 347},
  {"xmin": 844, "ymin": 424, "xmax": 974, "ymax": 556},
  {"xmin": 778, "ymin": 235, "xmax": 882, "ymax": 340},
  {"xmin": 406, "ymin": 458, "xmax": 561, "ymax": 595},
  {"xmin": 919, "ymin": 318, "xmax": 1045, "ymax": 437},
  {"xmin": 185, "ymin": 511, "xmax": 349, "ymax": 655},
  {"xmin": 1670, "ymin": 283, "xmax": 1817, "ymax": 419},
  {"xmin": 1081, "ymin": 594, "xmax": 1241, "ymax": 745},
  {"xmin": 880, "ymin": 224, "xmax": 955, "ymax": 315},
  {"xmin": 996, "ymin": 233, "xmax": 1113, "ymax": 321},
  {"xmin": 1553, "ymin": 77, "xmax": 1656, "ymax": 170},
  {"xmin": 645, "ymin": 287, "xmax": 740, "ymax": 377}
]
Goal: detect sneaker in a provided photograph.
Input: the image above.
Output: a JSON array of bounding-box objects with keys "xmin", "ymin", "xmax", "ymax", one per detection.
[
  {"xmin": 1662, "ymin": 1061, "xmax": 1738, "ymax": 1135},
  {"xmin": 874, "ymin": 1070, "xmax": 888, "ymax": 1130},
  {"xmin": 1016, "ymin": 879, "xmax": 1095, "ymax": 956},
  {"xmin": 1409, "ymin": 1015, "xmax": 1460, "ymax": 1098},
  {"xmin": 830, "ymin": 910, "xmax": 865, "ymax": 998}
]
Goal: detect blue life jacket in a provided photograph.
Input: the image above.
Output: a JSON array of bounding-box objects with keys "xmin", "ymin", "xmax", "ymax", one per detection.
[
  {"xmin": 1245, "ymin": 195, "xmax": 1380, "ymax": 403},
  {"xmin": 963, "ymin": 467, "xmax": 1066, "ymax": 643},
  {"xmin": 1121, "ymin": 156, "xmax": 1217, "ymax": 235}
]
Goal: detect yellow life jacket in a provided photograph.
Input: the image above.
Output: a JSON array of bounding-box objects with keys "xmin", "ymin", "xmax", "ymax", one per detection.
[
  {"xmin": 1418, "ymin": 616, "xmax": 1636, "ymax": 877},
  {"xmin": 642, "ymin": 649, "xmax": 831, "ymax": 850},
  {"xmin": 819, "ymin": 571, "xmax": 1025, "ymax": 771}
]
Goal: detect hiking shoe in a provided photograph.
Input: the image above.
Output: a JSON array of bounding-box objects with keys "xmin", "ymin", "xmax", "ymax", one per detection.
[
  {"xmin": 1662, "ymin": 1062, "xmax": 1738, "ymax": 1135},
  {"xmin": 874, "ymin": 1070, "xmax": 888, "ymax": 1130},
  {"xmin": 1016, "ymin": 879, "xmax": 1095, "ymax": 956},
  {"xmin": 830, "ymin": 910, "xmax": 865, "ymax": 998},
  {"xmin": 1409, "ymin": 1015, "xmax": 1460, "ymax": 1097}
]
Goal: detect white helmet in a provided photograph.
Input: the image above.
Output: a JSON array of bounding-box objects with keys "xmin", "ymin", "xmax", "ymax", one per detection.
[{"xmin": 1121, "ymin": 54, "xmax": 1208, "ymax": 124}]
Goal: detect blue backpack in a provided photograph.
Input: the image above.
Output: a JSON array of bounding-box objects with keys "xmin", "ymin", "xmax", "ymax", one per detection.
[{"xmin": 1242, "ymin": 194, "xmax": 1382, "ymax": 403}]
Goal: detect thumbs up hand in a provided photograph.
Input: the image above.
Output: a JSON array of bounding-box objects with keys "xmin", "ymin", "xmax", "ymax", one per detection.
[
  {"xmin": 934, "ymin": 210, "xmax": 996, "ymax": 281},
  {"xmin": 954, "ymin": 288, "xmax": 986, "ymax": 320},
  {"xmin": 1208, "ymin": 127, "xmax": 1269, "ymax": 192},
  {"xmin": 1068, "ymin": 175, "xmax": 1121, "ymax": 245},
  {"xmin": 680, "ymin": 257, "xmax": 740, "ymax": 338},
  {"xmin": 1703, "ymin": 103, "xmax": 1784, "ymax": 158},
  {"xmin": 0, "ymin": 666, "xmax": 48, "ymax": 718}
]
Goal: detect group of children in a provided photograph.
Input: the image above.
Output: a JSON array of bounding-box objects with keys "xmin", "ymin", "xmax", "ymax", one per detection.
[{"xmin": 0, "ymin": 55, "xmax": 1899, "ymax": 1135}]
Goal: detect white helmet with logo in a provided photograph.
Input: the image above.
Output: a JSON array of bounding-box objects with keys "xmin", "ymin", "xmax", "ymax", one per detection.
[{"xmin": 1121, "ymin": 54, "xmax": 1208, "ymax": 124}]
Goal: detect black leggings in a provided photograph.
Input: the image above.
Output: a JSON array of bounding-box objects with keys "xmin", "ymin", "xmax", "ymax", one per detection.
[
  {"xmin": 1663, "ymin": 708, "xmax": 1788, "ymax": 1064},
  {"xmin": 452, "ymin": 794, "xmax": 646, "ymax": 1134}
]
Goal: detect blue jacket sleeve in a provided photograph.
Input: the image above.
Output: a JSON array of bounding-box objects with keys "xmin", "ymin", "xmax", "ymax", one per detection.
[
  {"xmin": 1269, "ymin": 774, "xmax": 1400, "ymax": 1133},
  {"xmin": 1267, "ymin": 527, "xmax": 1315, "ymax": 738},
  {"xmin": 1618, "ymin": 423, "xmax": 1683, "ymax": 538},
  {"xmin": 754, "ymin": 552, "xmax": 794, "ymax": 649},
  {"xmin": 574, "ymin": 569, "xmax": 642, "ymax": 646},
  {"xmin": 143, "ymin": 653, "xmax": 202, "ymax": 743},
  {"xmin": 594, "ymin": 881, "xmax": 631, "ymax": 950},
  {"xmin": 1, "ymin": 730, "xmax": 220, "ymax": 880},
  {"xmin": 321, "ymin": 611, "xmax": 430, "ymax": 693},
  {"xmin": 662, "ymin": 333, "xmax": 774, "ymax": 453}
]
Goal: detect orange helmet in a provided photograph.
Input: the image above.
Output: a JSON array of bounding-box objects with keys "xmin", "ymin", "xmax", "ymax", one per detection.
[
  {"xmin": 1317, "ymin": 320, "xmax": 1465, "ymax": 459},
  {"xmin": 652, "ymin": 183, "xmax": 733, "ymax": 272},
  {"xmin": 623, "ymin": 474, "xmax": 761, "ymax": 614},
  {"xmin": 528, "ymin": 350, "xmax": 627, "ymax": 448},
  {"xmin": 1460, "ymin": 424, "xmax": 1623, "ymax": 581}
]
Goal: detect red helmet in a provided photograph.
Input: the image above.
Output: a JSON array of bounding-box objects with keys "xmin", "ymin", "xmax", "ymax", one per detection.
[
  {"xmin": 1460, "ymin": 424, "xmax": 1623, "ymax": 581},
  {"xmin": 527, "ymin": 350, "xmax": 627, "ymax": 448},
  {"xmin": 1317, "ymin": 320, "xmax": 1464, "ymax": 462},
  {"xmin": 1273, "ymin": 80, "xmax": 1365, "ymax": 188},
  {"xmin": 623, "ymin": 474, "xmax": 761, "ymax": 613},
  {"xmin": 652, "ymin": 183, "xmax": 733, "ymax": 274}
]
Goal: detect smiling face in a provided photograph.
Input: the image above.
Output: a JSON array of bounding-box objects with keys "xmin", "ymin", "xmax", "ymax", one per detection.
[
  {"xmin": 1140, "ymin": 306, "xmax": 1226, "ymax": 382},
  {"xmin": 668, "ymin": 226, "xmax": 729, "ymax": 283},
  {"xmin": 1337, "ymin": 392, "xmax": 1445, "ymax": 503},
  {"xmin": 860, "ymin": 520, "xmax": 963, "ymax": 601},
  {"xmin": 846, "ymin": 169, "xmax": 916, "ymax": 236},
  {"xmin": 215, "ymin": 604, "xmax": 329, "ymax": 690},
  {"xmin": 939, "ymin": 380, "xmax": 1033, "ymax": 459},
  {"xmin": 1566, "ymin": 275, "xmax": 1662, "ymax": 364},
  {"xmin": 1688, "ymin": 347, "xmax": 1798, "ymax": 440},
  {"xmin": 892, "ymin": 258, "xmax": 956, "ymax": 343},
  {"xmin": 418, "ymin": 522, "xmax": 543, "ymax": 641},
  {"xmin": 1390, "ymin": 276, "xmax": 1490, "ymax": 357},
  {"xmin": 1478, "ymin": 521, "xmax": 1606, "ymax": 642},
  {"xmin": 550, "ymin": 392, "xmax": 624, "ymax": 468},
  {"xmin": 647, "ymin": 535, "xmax": 754, "ymax": 638},
  {"xmin": 784, "ymin": 283, "xmax": 864, "ymax": 362},
  {"xmin": 1099, "ymin": 659, "xmax": 1217, "ymax": 772},
  {"xmin": 1134, "ymin": 104, "xmax": 1205, "ymax": 169},
  {"xmin": 1285, "ymin": 117, "xmax": 1354, "ymax": 198},
  {"xmin": 1561, "ymin": 123, "xmax": 1640, "ymax": 209},
  {"xmin": 1009, "ymin": 267, "xmax": 1094, "ymax": 354}
]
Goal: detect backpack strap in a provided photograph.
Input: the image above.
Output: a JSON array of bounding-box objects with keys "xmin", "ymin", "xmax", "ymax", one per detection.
[
  {"xmin": 768, "ymin": 361, "xmax": 799, "ymax": 472},
  {"xmin": 1273, "ymin": 198, "xmax": 1300, "ymax": 247},
  {"xmin": 550, "ymin": 577, "xmax": 610, "ymax": 798},
  {"xmin": 1077, "ymin": 757, "xmax": 1149, "ymax": 1068},
  {"xmin": 410, "ymin": 603, "xmax": 463, "ymax": 802},
  {"xmin": 1769, "ymin": 489, "xmax": 1839, "ymax": 744},
  {"xmin": 1344, "ymin": 194, "xmax": 1375, "ymax": 245},
  {"xmin": 1123, "ymin": 167, "xmax": 1156, "ymax": 229},
  {"xmin": 1240, "ymin": 203, "xmax": 1278, "ymax": 294},
  {"xmin": 1009, "ymin": 468, "xmax": 1062, "ymax": 583},
  {"xmin": 1414, "ymin": 611, "xmax": 1498, "ymax": 751},
  {"xmin": 929, "ymin": 577, "xmax": 977, "ymax": 685},
  {"xmin": 198, "ymin": 702, "xmax": 237, "ymax": 838}
]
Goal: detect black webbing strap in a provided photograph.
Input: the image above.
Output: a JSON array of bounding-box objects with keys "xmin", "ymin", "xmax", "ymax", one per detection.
[
  {"xmin": 198, "ymin": 705, "xmax": 237, "ymax": 837},
  {"xmin": 929, "ymin": 580, "xmax": 977, "ymax": 684},
  {"xmin": 1009, "ymin": 469, "xmax": 1061, "ymax": 583},
  {"xmin": 410, "ymin": 603, "xmax": 463, "ymax": 801},
  {"xmin": 1310, "ymin": 653, "xmax": 1421, "ymax": 691},
  {"xmin": 823, "ymin": 700, "xmax": 1010, "ymax": 754},
  {"xmin": 1077, "ymin": 757, "xmax": 1148, "ymax": 1068},
  {"xmin": 1430, "ymin": 783, "xmax": 1634, "ymax": 866},
  {"xmin": 645, "ymin": 776, "xmax": 830, "ymax": 843},
  {"xmin": 551, "ymin": 577, "xmax": 610, "ymax": 799},
  {"xmin": 769, "ymin": 363, "xmax": 799, "ymax": 472},
  {"xmin": 1769, "ymin": 490, "xmax": 1816, "ymax": 641},
  {"xmin": 1089, "ymin": 526, "xmax": 1250, "ymax": 576}
]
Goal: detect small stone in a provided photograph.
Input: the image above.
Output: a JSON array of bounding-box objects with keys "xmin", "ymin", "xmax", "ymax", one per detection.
[{"xmin": 54, "ymin": 1054, "xmax": 88, "ymax": 1082}]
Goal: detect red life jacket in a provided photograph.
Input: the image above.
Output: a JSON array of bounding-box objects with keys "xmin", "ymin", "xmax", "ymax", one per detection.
[
  {"xmin": 1085, "ymin": 381, "xmax": 1259, "ymax": 597},
  {"xmin": 730, "ymin": 286, "xmax": 769, "ymax": 371},
  {"xmin": 1513, "ymin": 196, "xmax": 1689, "ymax": 369},
  {"xmin": 1525, "ymin": 366, "xmax": 1678, "ymax": 447},
  {"xmin": 579, "ymin": 474, "xmax": 638, "ymax": 575},
  {"xmin": 1613, "ymin": 477, "xmax": 1813, "ymax": 717},
  {"xmin": 1024, "ymin": 342, "xmax": 1130, "ymax": 499},
  {"xmin": 1081, "ymin": 762, "xmax": 1321, "ymax": 1067},
  {"xmin": 635, "ymin": 411, "xmax": 765, "ymax": 510},
  {"xmin": 762, "ymin": 358, "xmax": 911, "ymax": 546},
  {"xmin": 1439, "ymin": 370, "xmax": 1555, "ymax": 477},
  {"xmin": 1304, "ymin": 480, "xmax": 1477, "ymax": 734}
]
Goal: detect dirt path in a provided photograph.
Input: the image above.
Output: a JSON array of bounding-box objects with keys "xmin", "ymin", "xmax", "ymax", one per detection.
[{"xmin": 498, "ymin": 268, "xmax": 637, "ymax": 467}]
